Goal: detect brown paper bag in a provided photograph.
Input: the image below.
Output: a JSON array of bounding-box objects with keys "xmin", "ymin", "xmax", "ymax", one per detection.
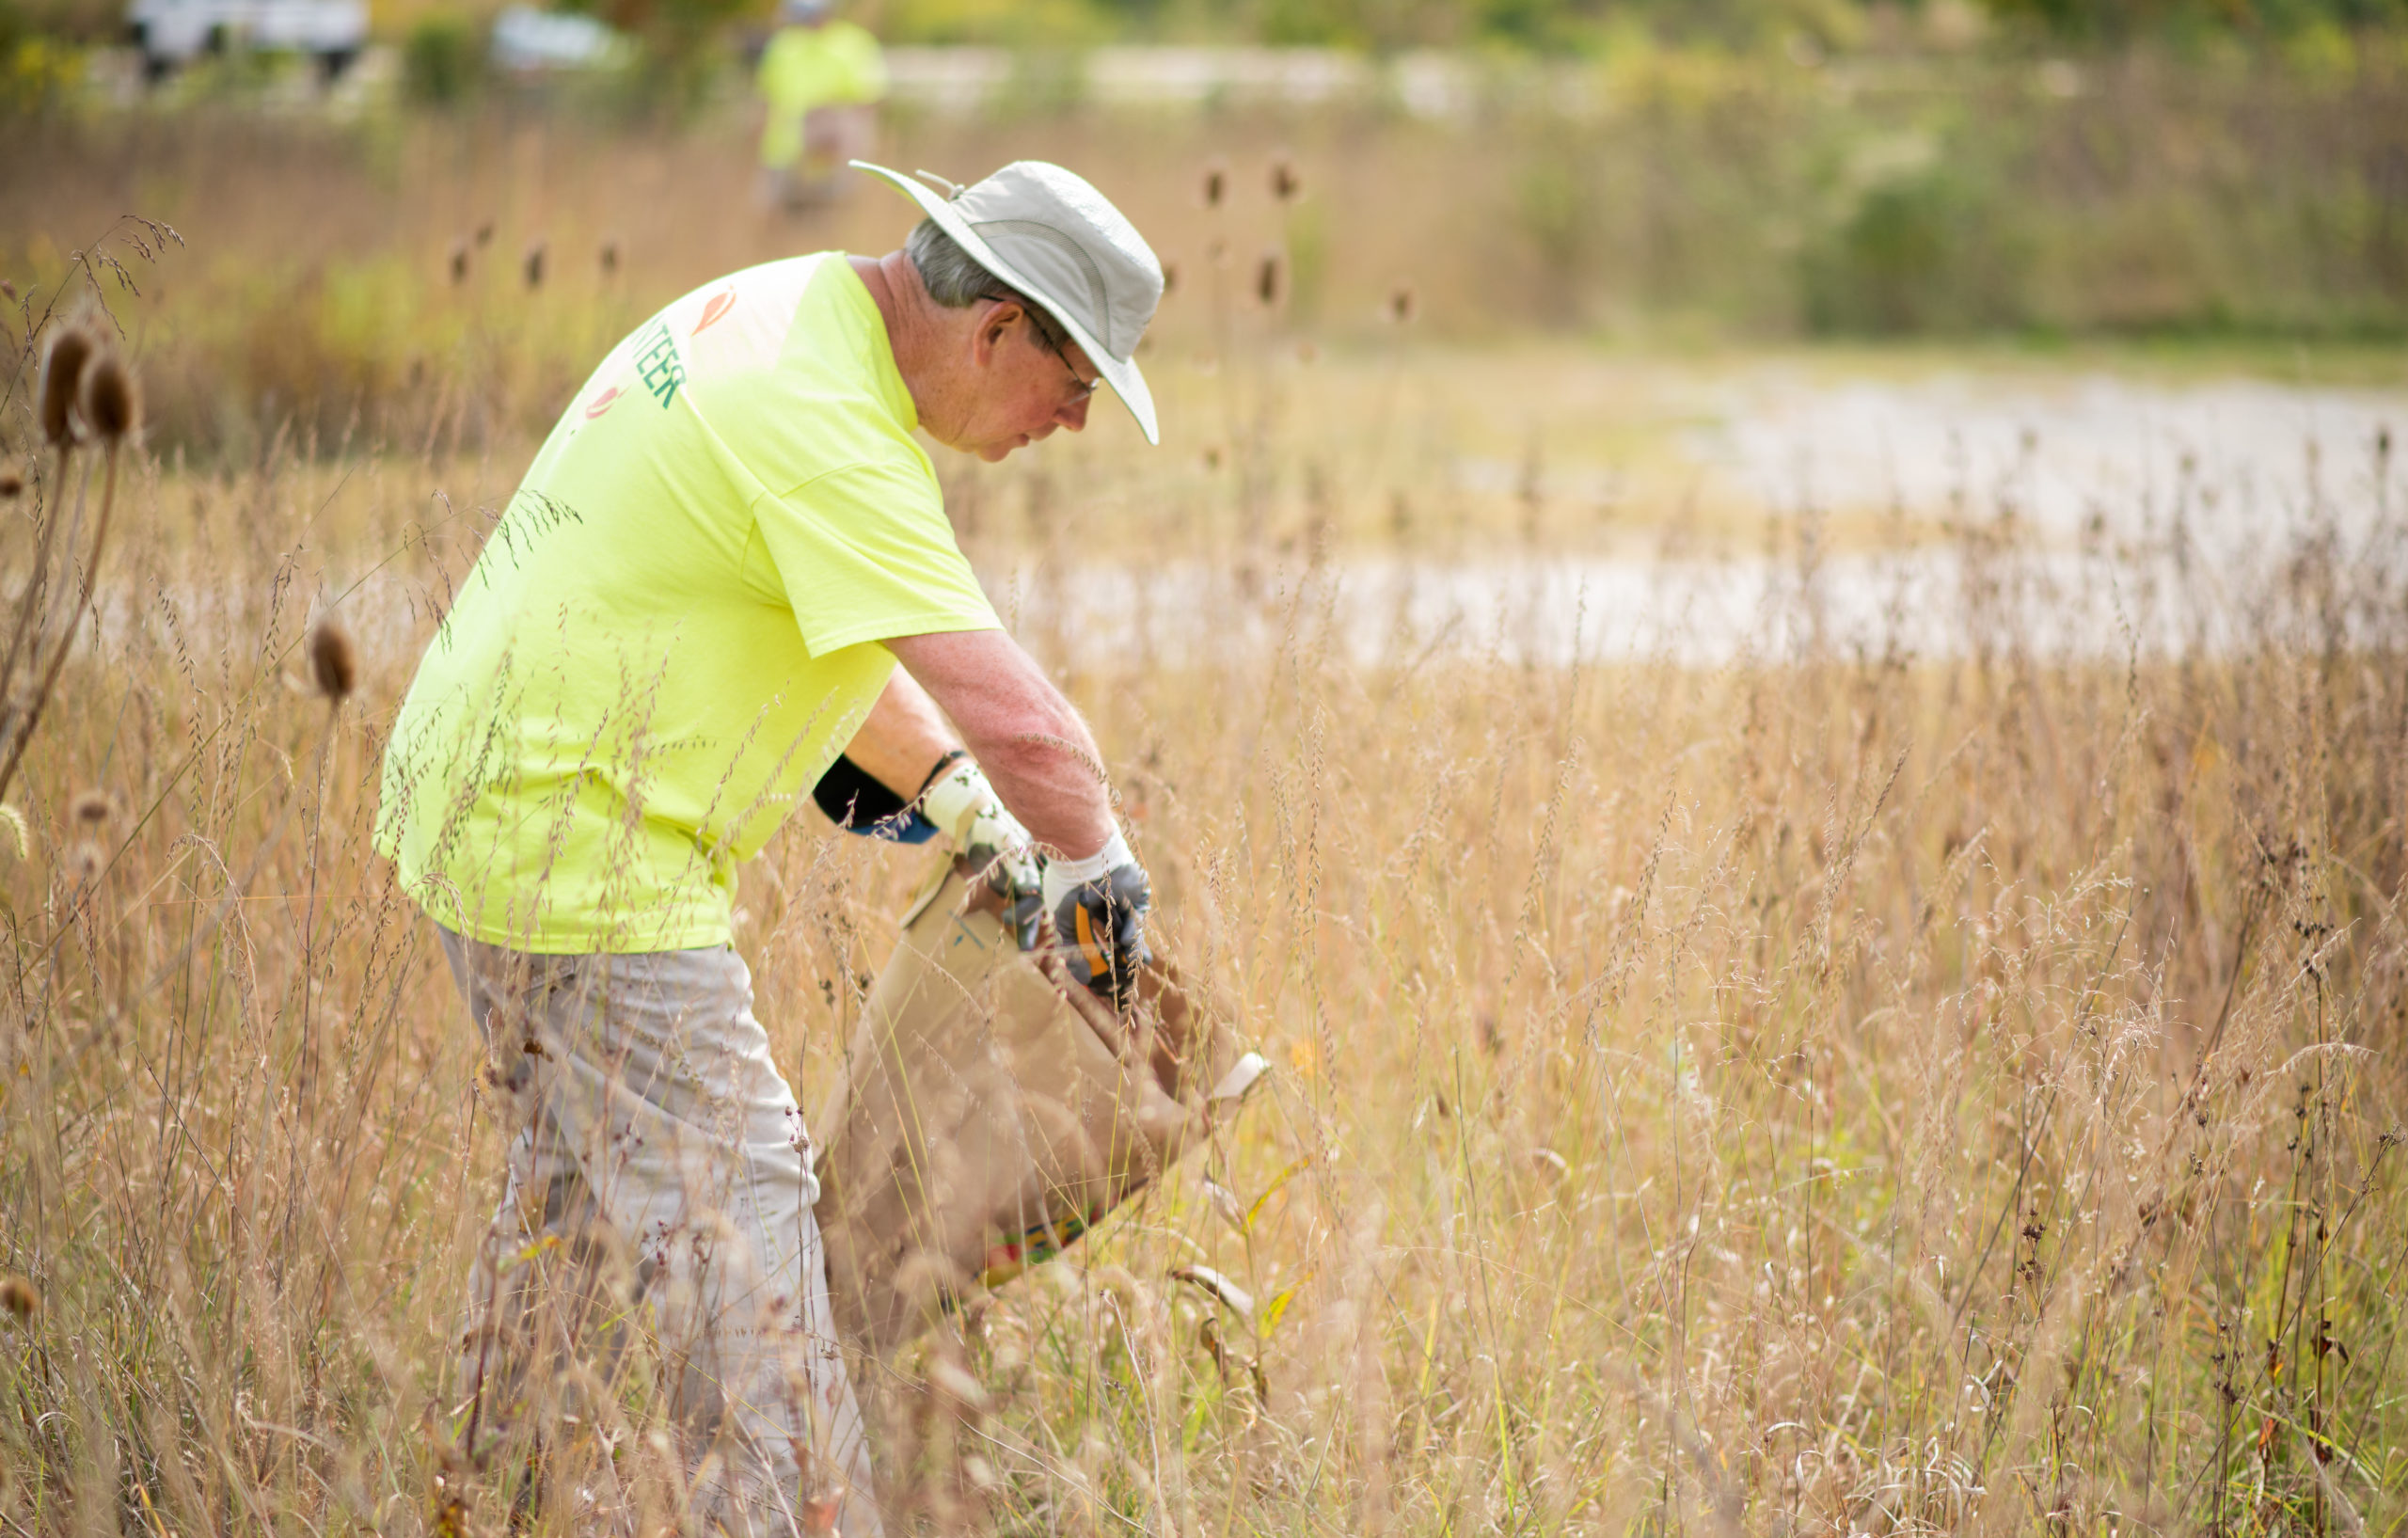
[{"xmin": 812, "ymin": 855, "xmax": 1267, "ymax": 1356}]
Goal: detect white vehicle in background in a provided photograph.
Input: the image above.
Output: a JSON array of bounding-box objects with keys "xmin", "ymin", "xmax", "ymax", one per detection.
[
  {"xmin": 489, "ymin": 5, "xmax": 626, "ymax": 71},
  {"xmin": 126, "ymin": 0, "xmax": 369, "ymax": 83}
]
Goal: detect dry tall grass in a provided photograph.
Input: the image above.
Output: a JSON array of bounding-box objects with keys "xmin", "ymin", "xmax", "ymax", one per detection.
[{"xmin": 2, "ymin": 238, "xmax": 2406, "ymax": 1536}]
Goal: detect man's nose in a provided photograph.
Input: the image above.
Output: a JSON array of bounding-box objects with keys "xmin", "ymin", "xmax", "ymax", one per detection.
[{"xmin": 1057, "ymin": 392, "xmax": 1092, "ymax": 433}]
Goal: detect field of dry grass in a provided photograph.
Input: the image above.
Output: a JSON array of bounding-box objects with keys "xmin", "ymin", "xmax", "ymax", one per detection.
[{"xmin": 5, "ymin": 102, "xmax": 2408, "ymax": 1537}]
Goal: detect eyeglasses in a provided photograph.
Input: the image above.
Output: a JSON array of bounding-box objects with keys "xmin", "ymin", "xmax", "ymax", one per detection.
[
  {"xmin": 1027, "ymin": 313, "xmax": 1102, "ymax": 399},
  {"xmin": 988, "ymin": 292, "xmax": 1101, "ymax": 399}
]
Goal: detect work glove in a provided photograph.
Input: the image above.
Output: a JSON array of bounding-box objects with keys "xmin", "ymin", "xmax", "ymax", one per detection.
[
  {"xmin": 920, "ymin": 754, "xmax": 1043, "ymax": 946},
  {"xmin": 1041, "ymin": 829, "xmax": 1152, "ymax": 1008}
]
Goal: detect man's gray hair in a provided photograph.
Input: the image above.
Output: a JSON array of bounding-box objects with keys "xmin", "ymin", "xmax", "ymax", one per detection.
[
  {"xmin": 905, "ymin": 218, "xmax": 1076, "ymax": 352},
  {"xmin": 908, "ymin": 219, "xmax": 1010, "ymax": 308}
]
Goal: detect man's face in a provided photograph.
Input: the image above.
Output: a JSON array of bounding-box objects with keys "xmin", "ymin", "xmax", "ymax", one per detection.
[{"xmin": 950, "ymin": 301, "xmax": 1100, "ymax": 464}]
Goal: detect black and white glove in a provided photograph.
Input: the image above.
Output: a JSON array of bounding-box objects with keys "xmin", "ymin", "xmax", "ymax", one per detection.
[
  {"xmin": 921, "ymin": 755, "xmax": 1043, "ymax": 946},
  {"xmin": 1041, "ymin": 830, "xmax": 1151, "ymax": 1007}
]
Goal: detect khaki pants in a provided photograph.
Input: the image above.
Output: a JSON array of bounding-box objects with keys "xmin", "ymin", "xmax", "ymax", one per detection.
[{"xmin": 438, "ymin": 929, "xmax": 879, "ymax": 1538}]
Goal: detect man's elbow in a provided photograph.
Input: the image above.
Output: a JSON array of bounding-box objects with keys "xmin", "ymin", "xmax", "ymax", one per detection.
[{"xmin": 967, "ymin": 705, "xmax": 1093, "ymax": 785}]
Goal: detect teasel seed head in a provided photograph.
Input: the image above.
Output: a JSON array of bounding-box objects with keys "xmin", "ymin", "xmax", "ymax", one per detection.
[
  {"xmin": 1255, "ymin": 249, "xmax": 1283, "ymax": 308},
  {"xmin": 523, "ymin": 241, "xmax": 546, "ymax": 291},
  {"xmin": 599, "ymin": 238, "xmax": 620, "ymax": 277},
  {"xmin": 0, "ymin": 1275, "xmax": 37, "ymax": 1323},
  {"xmin": 68, "ymin": 839, "xmax": 103, "ymax": 886},
  {"xmin": 474, "ymin": 220, "xmax": 495, "ymax": 247},
  {"xmin": 1269, "ymin": 151, "xmax": 1301, "ymax": 203},
  {"xmin": 39, "ymin": 325, "xmax": 95, "ymax": 447},
  {"xmin": 0, "ymin": 466, "xmax": 22, "ymax": 499},
  {"xmin": 0, "ymin": 277, "xmax": 15, "ymax": 302},
  {"xmin": 71, "ymin": 789, "xmax": 114, "ymax": 827},
  {"xmin": 1200, "ymin": 160, "xmax": 1226, "ymax": 209},
  {"xmin": 81, "ymin": 352, "xmax": 139, "ymax": 445},
  {"xmin": 449, "ymin": 238, "xmax": 470, "ymax": 285},
  {"xmin": 1388, "ymin": 283, "xmax": 1418, "ymax": 324},
  {"xmin": 309, "ymin": 614, "xmax": 357, "ymax": 703}
]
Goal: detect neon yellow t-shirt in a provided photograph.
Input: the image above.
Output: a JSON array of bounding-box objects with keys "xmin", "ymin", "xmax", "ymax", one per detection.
[
  {"xmin": 375, "ymin": 254, "xmax": 998, "ymax": 953},
  {"xmin": 756, "ymin": 21, "xmax": 886, "ymax": 169}
]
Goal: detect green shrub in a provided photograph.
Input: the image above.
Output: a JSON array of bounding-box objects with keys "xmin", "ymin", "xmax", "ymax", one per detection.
[
  {"xmin": 1800, "ymin": 158, "xmax": 2036, "ymax": 333},
  {"xmin": 402, "ymin": 12, "xmax": 483, "ymax": 105},
  {"xmin": 0, "ymin": 30, "xmax": 83, "ymax": 111}
]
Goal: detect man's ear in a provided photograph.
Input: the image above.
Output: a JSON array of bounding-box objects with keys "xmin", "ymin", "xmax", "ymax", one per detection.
[{"xmin": 971, "ymin": 300, "xmax": 1018, "ymax": 370}]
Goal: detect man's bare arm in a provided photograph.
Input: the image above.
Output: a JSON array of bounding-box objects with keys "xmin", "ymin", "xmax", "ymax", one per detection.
[
  {"xmin": 844, "ymin": 669, "xmax": 958, "ymax": 800},
  {"xmin": 880, "ymin": 627, "xmax": 1114, "ymax": 861}
]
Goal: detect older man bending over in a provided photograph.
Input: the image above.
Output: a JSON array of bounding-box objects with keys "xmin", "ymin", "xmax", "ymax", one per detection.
[{"xmin": 374, "ymin": 162, "xmax": 1163, "ymax": 1537}]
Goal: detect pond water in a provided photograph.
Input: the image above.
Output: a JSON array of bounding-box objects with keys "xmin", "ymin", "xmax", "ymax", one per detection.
[
  {"xmin": 1690, "ymin": 369, "xmax": 2401, "ymax": 554},
  {"xmin": 993, "ymin": 365, "xmax": 2408, "ymax": 665}
]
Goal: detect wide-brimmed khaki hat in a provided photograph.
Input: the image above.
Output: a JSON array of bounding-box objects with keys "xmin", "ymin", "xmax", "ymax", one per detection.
[{"xmin": 853, "ymin": 159, "xmax": 1164, "ymax": 445}]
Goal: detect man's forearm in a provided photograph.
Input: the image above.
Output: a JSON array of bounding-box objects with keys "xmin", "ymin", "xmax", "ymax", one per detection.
[
  {"xmin": 882, "ymin": 628, "xmax": 1115, "ymax": 860},
  {"xmin": 964, "ymin": 720, "xmax": 1114, "ymax": 861}
]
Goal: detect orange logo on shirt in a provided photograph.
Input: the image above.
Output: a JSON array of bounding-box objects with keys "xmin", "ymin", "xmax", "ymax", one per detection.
[
  {"xmin": 693, "ymin": 290, "xmax": 737, "ymax": 336},
  {"xmin": 584, "ymin": 387, "xmax": 624, "ymax": 419}
]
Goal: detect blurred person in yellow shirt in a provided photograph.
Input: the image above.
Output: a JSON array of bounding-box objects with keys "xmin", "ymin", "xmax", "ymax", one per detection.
[{"xmin": 755, "ymin": 0, "xmax": 886, "ymax": 212}]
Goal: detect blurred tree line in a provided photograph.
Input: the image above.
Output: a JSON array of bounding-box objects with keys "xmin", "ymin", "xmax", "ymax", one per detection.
[
  {"xmin": 8, "ymin": 0, "xmax": 2405, "ymax": 347},
  {"xmin": 10, "ymin": 0, "xmax": 2408, "ymax": 51},
  {"xmin": 862, "ymin": 0, "xmax": 2408, "ymax": 48}
]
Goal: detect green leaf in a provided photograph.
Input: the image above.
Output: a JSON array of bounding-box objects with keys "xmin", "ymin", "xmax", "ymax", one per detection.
[
  {"xmin": 1245, "ymin": 1156, "xmax": 1312, "ymax": 1231},
  {"xmin": 1260, "ymin": 1284, "xmax": 1299, "ymax": 1336}
]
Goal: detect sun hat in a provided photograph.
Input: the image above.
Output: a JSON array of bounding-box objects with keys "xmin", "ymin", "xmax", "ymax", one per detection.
[{"xmin": 852, "ymin": 159, "xmax": 1164, "ymax": 445}]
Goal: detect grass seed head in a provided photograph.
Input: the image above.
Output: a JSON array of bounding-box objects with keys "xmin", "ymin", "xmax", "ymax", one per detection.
[
  {"xmin": 0, "ymin": 277, "xmax": 14, "ymax": 302},
  {"xmin": 474, "ymin": 220, "xmax": 494, "ymax": 247},
  {"xmin": 599, "ymin": 238, "xmax": 620, "ymax": 276},
  {"xmin": 0, "ymin": 805, "xmax": 24, "ymax": 863},
  {"xmin": 1388, "ymin": 283, "xmax": 1418, "ymax": 324},
  {"xmin": 1201, "ymin": 160, "xmax": 1227, "ymax": 209},
  {"xmin": 0, "ymin": 466, "xmax": 21, "ymax": 499},
  {"xmin": 0, "ymin": 1275, "xmax": 37, "ymax": 1323},
  {"xmin": 39, "ymin": 325, "xmax": 95, "ymax": 447},
  {"xmin": 448, "ymin": 238, "xmax": 470, "ymax": 284},
  {"xmin": 81, "ymin": 352, "xmax": 140, "ymax": 444},
  {"xmin": 523, "ymin": 241, "xmax": 546, "ymax": 290},
  {"xmin": 928, "ymin": 1358, "xmax": 990, "ymax": 1414},
  {"xmin": 309, "ymin": 615, "xmax": 358, "ymax": 703},
  {"xmin": 1256, "ymin": 249, "xmax": 1283, "ymax": 308},
  {"xmin": 68, "ymin": 840, "xmax": 103, "ymax": 885},
  {"xmin": 71, "ymin": 789, "xmax": 114, "ymax": 827}
]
